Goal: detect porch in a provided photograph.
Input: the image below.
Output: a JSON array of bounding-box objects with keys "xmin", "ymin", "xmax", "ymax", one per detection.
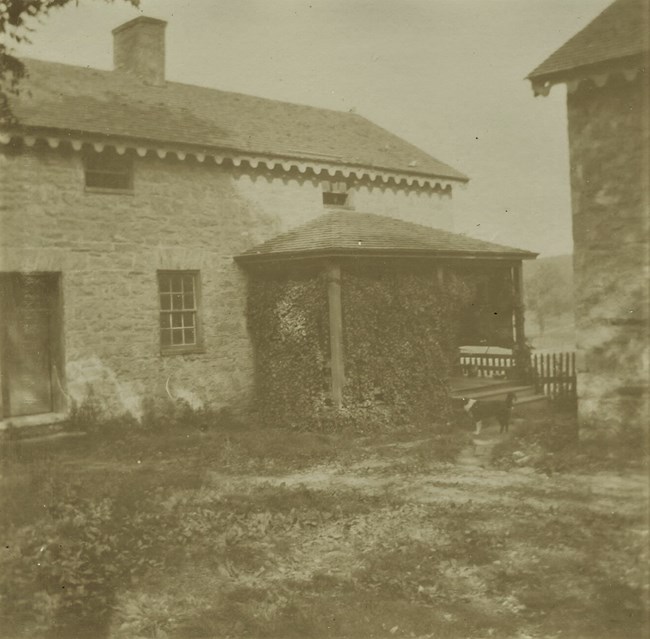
[
  {"xmin": 449, "ymin": 375, "xmax": 546, "ymax": 410},
  {"xmin": 237, "ymin": 211, "xmax": 539, "ymax": 430},
  {"xmin": 450, "ymin": 347, "xmax": 576, "ymax": 411}
]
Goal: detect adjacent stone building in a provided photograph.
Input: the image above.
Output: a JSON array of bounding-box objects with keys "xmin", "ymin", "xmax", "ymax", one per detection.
[
  {"xmin": 528, "ymin": 0, "xmax": 649, "ymax": 431},
  {"xmin": 0, "ymin": 16, "xmax": 535, "ymax": 427}
]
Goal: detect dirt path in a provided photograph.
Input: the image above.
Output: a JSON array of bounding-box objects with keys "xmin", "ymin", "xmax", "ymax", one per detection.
[{"xmin": 204, "ymin": 426, "xmax": 648, "ymax": 516}]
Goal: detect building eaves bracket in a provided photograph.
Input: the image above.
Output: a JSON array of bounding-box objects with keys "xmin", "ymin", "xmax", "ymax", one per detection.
[
  {"xmin": 529, "ymin": 61, "xmax": 645, "ymax": 97},
  {"xmin": 0, "ymin": 130, "xmax": 466, "ymax": 193}
]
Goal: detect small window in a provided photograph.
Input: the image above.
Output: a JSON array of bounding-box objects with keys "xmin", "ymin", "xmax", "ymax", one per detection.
[
  {"xmin": 323, "ymin": 191, "xmax": 348, "ymax": 206},
  {"xmin": 322, "ymin": 181, "xmax": 351, "ymax": 208},
  {"xmin": 84, "ymin": 149, "xmax": 133, "ymax": 192},
  {"xmin": 158, "ymin": 271, "xmax": 202, "ymax": 353}
]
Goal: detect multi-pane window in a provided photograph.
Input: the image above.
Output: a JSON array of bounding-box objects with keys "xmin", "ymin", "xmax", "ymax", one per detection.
[
  {"xmin": 158, "ymin": 271, "xmax": 201, "ymax": 352},
  {"xmin": 84, "ymin": 149, "xmax": 133, "ymax": 191}
]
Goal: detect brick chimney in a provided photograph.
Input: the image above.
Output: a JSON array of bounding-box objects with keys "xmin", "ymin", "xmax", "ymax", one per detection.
[{"xmin": 112, "ymin": 16, "xmax": 167, "ymax": 86}]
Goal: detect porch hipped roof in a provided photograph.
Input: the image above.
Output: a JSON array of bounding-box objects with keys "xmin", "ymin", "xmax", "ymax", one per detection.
[{"xmin": 235, "ymin": 212, "xmax": 538, "ymax": 263}]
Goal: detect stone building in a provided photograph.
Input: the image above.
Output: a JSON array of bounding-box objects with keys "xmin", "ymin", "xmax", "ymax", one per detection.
[
  {"xmin": 528, "ymin": 0, "xmax": 649, "ymax": 431},
  {"xmin": 0, "ymin": 16, "xmax": 535, "ymax": 428}
]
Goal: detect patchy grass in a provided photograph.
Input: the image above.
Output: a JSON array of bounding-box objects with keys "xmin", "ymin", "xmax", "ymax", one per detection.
[
  {"xmin": 491, "ymin": 409, "xmax": 648, "ymax": 474},
  {"xmin": 1, "ymin": 418, "xmax": 647, "ymax": 639}
]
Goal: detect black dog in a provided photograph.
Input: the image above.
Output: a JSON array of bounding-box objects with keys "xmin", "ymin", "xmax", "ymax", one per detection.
[{"xmin": 461, "ymin": 392, "xmax": 516, "ymax": 435}]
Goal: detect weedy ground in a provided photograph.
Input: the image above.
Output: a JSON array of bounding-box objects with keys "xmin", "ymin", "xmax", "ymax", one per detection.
[{"xmin": 0, "ymin": 409, "xmax": 647, "ymax": 639}]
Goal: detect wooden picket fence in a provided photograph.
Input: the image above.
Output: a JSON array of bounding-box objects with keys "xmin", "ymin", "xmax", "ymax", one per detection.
[{"xmin": 530, "ymin": 351, "xmax": 576, "ymax": 399}]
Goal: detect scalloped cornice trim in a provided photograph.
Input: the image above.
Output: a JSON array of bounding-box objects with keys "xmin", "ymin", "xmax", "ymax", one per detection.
[
  {"xmin": 530, "ymin": 62, "xmax": 645, "ymax": 97},
  {"xmin": 0, "ymin": 130, "xmax": 466, "ymax": 193}
]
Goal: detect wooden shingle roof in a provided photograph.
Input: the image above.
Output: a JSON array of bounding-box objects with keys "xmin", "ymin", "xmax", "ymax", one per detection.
[
  {"xmin": 236, "ymin": 212, "xmax": 538, "ymax": 262},
  {"xmin": 7, "ymin": 58, "xmax": 467, "ymax": 183},
  {"xmin": 528, "ymin": 0, "xmax": 649, "ymax": 83}
]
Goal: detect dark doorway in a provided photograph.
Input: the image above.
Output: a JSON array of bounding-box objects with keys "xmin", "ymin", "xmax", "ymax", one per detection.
[
  {"xmin": 456, "ymin": 267, "xmax": 516, "ymax": 349},
  {"xmin": 0, "ymin": 273, "xmax": 63, "ymax": 418}
]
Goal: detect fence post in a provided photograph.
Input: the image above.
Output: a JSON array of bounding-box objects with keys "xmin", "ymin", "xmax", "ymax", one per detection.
[
  {"xmin": 571, "ymin": 352, "xmax": 576, "ymax": 396},
  {"xmin": 529, "ymin": 350, "xmax": 577, "ymax": 401}
]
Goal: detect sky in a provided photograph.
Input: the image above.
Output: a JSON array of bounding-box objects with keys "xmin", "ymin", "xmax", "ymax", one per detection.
[{"xmin": 12, "ymin": 0, "xmax": 613, "ymax": 257}]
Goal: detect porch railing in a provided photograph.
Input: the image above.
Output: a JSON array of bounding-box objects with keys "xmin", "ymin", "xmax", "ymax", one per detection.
[
  {"xmin": 458, "ymin": 350, "xmax": 577, "ymax": 400},
  {"xmin": 458, "ymin": 352, "xmax": 516, "ymax": 378}
]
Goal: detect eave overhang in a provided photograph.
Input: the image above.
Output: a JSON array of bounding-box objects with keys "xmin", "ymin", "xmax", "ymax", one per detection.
[
  {"xmin": 527, "ymin": 54, "xmax": 647, "ymax": 96},
  {"xmin": 235, "ymin": 247, "xmax": 538, "ymax": 266},
  {"xmin": 0, "ymin": 125, "xmax": 469, "ymax": 193}
]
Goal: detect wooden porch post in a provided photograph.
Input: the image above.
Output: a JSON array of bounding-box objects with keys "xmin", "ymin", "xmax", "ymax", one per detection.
[
  {"xmin": 512, "ymin": 262, "xmax": 527, "ymax": 376},
  {"xmin": 326, "ymin": 262, "xmax": 345, "ymax": 408}
]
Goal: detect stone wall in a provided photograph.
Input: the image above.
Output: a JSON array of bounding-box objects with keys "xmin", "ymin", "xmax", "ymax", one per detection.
[
  {"xmin": 0, "ymin": 144, "xmax": 453, "ymax": 419},
  {"xmin": 566, "ymin": 74, "xmax": 650, "ymax": 431}
]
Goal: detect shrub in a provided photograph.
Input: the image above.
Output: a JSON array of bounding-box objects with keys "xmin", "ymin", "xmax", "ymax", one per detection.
[
  {"xmin": 65, "ymin": 385, "xmax": 243, "ymax": 439},
  {"xmin": 2, "ymin": 497, "xmax": 124, "ymax": 637},
  {"xmin": 139, "ymin": 396, "xmax": 225, "ymax": 433},
  {"xmin": 66, "ymin": 386, "xmax": 104, "ymax": 433},
  {"xmin": 0, "ymin": 476, "xmax": 184, "ymax": 638}
]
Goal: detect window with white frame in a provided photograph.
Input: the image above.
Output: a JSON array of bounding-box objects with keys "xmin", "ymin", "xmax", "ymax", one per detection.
[{"xmin": 158, "ymin": 271, "xmax": 202, "ymax": 353}]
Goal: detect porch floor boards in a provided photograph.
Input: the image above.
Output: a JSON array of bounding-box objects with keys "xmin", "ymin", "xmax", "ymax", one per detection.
[
  {"xmin": 449, "ymin": 377, "xmax": 549, "ymax": 411},
  {"xmin": 449, "ymin": 377, "xmax": 514, "ymax": 394}
]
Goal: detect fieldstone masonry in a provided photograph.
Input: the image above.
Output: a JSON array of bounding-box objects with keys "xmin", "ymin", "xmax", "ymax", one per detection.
[
  {"xmin": 0, "ymin": 143, "xmax": 452, "ymax": 417},
  {"xmin": 567, "ymin": 75, "xmax": 650, "ymax": 430}
]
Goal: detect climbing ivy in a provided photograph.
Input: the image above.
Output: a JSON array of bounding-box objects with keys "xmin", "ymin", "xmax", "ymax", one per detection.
[
  {"xmin": 247, "ymin": 266, "xmax": 330, "ymax": 430},
  {"xmin": 341, "ymin": 262, "xmax": 473, "ymax": 429},
  {"xmin": 246, "ymin": 260, "xmax": 477, "ymax": 432}
]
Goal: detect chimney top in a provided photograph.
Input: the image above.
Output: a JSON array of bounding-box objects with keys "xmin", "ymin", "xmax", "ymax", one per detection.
[
  {"xmin": 112, "ymin": 16, "xmax": 167, "ymax": 86},
  {"xmin": 111, "ymin": 15, "xmax": 167, "ymax": 36}
]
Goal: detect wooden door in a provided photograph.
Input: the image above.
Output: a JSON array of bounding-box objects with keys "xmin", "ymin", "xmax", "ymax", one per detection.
[{"xmin": 0, "ymin": 274, "xmax": 58, "ymax": 417}]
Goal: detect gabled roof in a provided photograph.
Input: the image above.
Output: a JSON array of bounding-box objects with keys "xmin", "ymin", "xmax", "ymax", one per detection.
[
  {"xmin": 528, "ymin": 0, "xmax": 649, "ymax": 84},
  {"xmin": 236, "ymin": 212, "xmax": 538, "ymax": 262},
  {"xmin": 6, "ymin": 58, "xmax": 467, "ymax": 183}
]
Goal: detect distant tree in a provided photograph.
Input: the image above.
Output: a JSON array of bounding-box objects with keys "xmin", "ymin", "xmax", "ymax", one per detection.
[
  {"xmin": 526, "ymin": 262, "xmax": 573, "ymax": 335},
  {"xmin": 0, "ymin": 0, "xmax": 139, "ymax": 124}
]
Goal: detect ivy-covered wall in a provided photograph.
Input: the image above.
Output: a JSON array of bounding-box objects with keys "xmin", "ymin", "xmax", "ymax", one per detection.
[
  {"xmin": 247, "ymin": 266, "xmax": 330, "ymax": 430},
  {"xmin": 246, "ymin": 259, "xmax": 495, "ymax": 431},
  {"xmin": 341, "ymin": 262, "xmax": 472, "ymax": 429}
]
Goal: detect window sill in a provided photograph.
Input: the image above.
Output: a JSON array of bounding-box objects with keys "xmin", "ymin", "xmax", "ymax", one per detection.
[
  {"xmin": 160, "ymin": 346, "xmax": 205, "ymax": 357},
  {"xmin": 84, "ymin": 187, "xmax": 134, "ymax": 195}
]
